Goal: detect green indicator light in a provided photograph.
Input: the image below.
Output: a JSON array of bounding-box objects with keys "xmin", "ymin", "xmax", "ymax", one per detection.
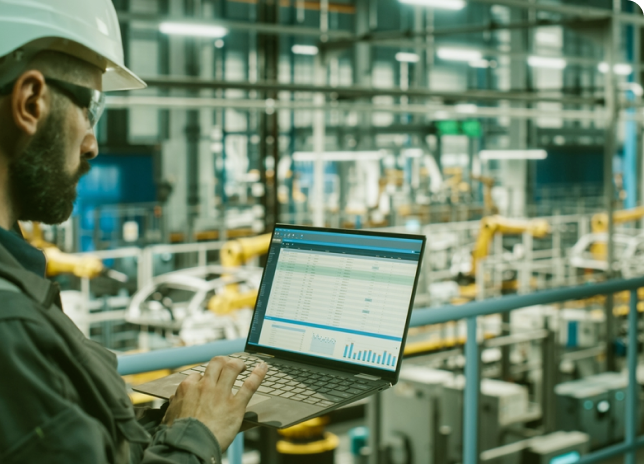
[
  {"xmin": 436, "ymin": 120, "xmax": 460, "ymax": 135},
  {"xmin": 461, "ymin": 120, "xmax": 482, "ymax": 137}
]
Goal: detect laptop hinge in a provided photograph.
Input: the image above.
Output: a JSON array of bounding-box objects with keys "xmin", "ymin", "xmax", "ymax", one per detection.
[
  {"xmin": 255, "ymin": 353, "xmax": 275, "ymax": 358},
  {"xmin": 355, "ymin": 373, "xmax": 381, "ymax": 381}
]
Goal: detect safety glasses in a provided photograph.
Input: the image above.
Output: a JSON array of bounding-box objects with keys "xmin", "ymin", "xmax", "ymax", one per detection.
[{"xmin": 0, "ymin": 76, "xmax": 106, "ymax": 128}]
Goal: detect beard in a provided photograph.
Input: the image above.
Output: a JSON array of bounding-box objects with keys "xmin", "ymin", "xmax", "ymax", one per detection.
[{"xmin": 9, "ymin": 102, "xmax": 91, "ymax": 225}]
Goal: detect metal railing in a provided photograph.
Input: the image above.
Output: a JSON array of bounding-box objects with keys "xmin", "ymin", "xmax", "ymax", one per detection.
[{"xmin": 117, "ymin": 276, "xmax": 644, "ymax": 464}]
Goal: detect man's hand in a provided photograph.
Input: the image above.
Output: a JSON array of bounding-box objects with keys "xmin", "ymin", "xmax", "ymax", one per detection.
[{"xmin": 162, "ymin": 356, "xmax": 268, "ymax": 451}]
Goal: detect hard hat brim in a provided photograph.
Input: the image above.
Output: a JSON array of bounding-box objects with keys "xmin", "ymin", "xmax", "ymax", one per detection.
[{"xmin": 104, "ymin": 61, "xmax": 147, "ymax": 91}]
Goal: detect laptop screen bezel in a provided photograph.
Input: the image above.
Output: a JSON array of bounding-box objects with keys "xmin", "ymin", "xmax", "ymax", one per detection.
[{"xmin": 244, "ymin": 223, "xmax": 427, "ymax": 384}]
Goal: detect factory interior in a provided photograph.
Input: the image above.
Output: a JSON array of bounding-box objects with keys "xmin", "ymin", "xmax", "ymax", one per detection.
[{"xmin": 28, "ymin": 0, "xmax": 644, "ymax": 462}]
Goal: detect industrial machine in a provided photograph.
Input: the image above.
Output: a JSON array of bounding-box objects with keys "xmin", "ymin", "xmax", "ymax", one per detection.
[
  {"xmin": 521, "ymin": 432, "xmax": 589, "ymax": 464},
  {"xmin": 442, "ymin": 376, "xmax": 531, "ymax": 462},
  {"xmin": 555, "ymin": 372, "xmax": 634, "ymax": 449},
  {"xmin": 381, "ymin": 365, "xmax": 533, "ymax": 464},
  {"xmin": 381, "ymin": 366, "xmax": 454, "ymax": 464},
  {"xmin": 480, "ymin": 431, "xmax": 590, "ymax": 464}
]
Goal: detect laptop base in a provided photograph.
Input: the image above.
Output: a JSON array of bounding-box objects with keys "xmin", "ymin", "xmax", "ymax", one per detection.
[{"xmin": 133, "ymin": 352, "xmax": 387, "ymax": 429}]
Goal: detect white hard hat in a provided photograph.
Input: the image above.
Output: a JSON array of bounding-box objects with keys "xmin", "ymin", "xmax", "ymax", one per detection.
[{"xmin": 0, "ymin": 0, "xmax": 145, "ymax": 91}]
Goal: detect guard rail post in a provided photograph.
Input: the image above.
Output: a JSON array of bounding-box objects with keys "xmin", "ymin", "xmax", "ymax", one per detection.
[
  {"xmin": 463, "ymin": 316, "xmax": 479, "ymax": 464},
  {"xmin": 625, "ymin": 289, "xmax": 638, "ymax": 464}
]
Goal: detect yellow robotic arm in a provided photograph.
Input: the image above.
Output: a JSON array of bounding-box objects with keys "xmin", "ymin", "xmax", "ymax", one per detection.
[
  {"xmin": 25, "ymin": 222, "xmax": 104, "ymax": 279},
  {"xmin": 471, "ymin": 216, "xmax": 550, "ymax": 277},
  {"xmin": 590, "ymin": 206, "xmax": 644, "ymax": 259},
  {"xmin": 471, "ymin": 175, "xmax": 500, "ymax": 216},
  {"xmin": 208, "ymin": 233, "xmax": 272, "ymax": 315},
  {"xmin": 43, "ymin": 247, "xmax": 104, "ymax": 279},
  {"xmin": 219, "ymin": 233, "xmax": 272, "ymax": 267},
  {"xmin": 591, "ymin": 206, "xmax": 644, "ymax": 234}
]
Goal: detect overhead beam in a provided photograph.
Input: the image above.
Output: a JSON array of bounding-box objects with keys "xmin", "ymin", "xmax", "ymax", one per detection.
[
  {"xmin": 468, "ymin": 0, "xmax": 644, "ymax": 27},
  {"xmin": 139, "ymin": 75, "xmax": 604, "ymax": 105},
  {"xmin": 322, "ymin": 17, "xmax": 608, "ymax": 50},
  {"xmin": 117, "ymin": 12, "xmax": 353, "ymax": 38},
  {"xmin": 105, "ymin": 95, "xmax": 614, "ymax": 121}
]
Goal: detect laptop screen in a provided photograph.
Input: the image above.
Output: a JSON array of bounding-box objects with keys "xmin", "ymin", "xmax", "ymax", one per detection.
[{"xmin": 246, "ymin": 226, "xmax": 424, "ymax": 372}]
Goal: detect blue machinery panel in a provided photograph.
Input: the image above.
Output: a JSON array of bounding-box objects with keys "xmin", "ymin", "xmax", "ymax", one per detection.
[{"xmin": 118, "ymin": 276, "xmax": 644, "ymax": 464}]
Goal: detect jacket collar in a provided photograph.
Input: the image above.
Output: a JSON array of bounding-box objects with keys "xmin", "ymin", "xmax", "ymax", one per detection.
[{"xmin": 0, "ymin": 241, "xmax": 57, "ymax": 307}]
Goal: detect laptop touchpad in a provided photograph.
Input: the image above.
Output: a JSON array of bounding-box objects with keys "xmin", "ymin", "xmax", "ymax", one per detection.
[{"xmin": 233, "ymin": 389, "xmax": 271, "ymax": 408}]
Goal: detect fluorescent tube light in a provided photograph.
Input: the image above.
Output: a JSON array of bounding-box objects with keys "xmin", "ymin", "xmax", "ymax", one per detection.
[
  {"xmin": 535, "ymin": 30, "xmax": 561, "ymax": 47},
  {"xmin": 291, "ymin": 45, "xmax": 319, "ymax": 55},
  {"xmin": 160, "ymin": 22, "xmax": 227, "ymax": 38},
  {"xmin": 437, "ymin": 47, "xmax": 482, "ymax": 62},
  {"xmin": 527, "ymin": 56, "xmax": 566, "ymax": 69},
  {"xmin": 615, "ymin": 64, "xmax": 632, "ymax": 75},
  {"xmin": 399, "ymin": 0, "xmax": 465, "ymax": 9},
  {"xmin": 469, "ymin": 59, "xmax": 490, "ymax": 68},
  {"xmin": 396, "ymin": 52, "xmax": 420, "ymax": 63},
  {"xmin": 598, "ymin": 62, "xmax": 633, "ymax": 76},
  {"xmin": 479, "ymin": 150, "xmax": 547, "ymax": 160},
  {"xmin": 455, "ymin": 103, "xmax": 478, "ymax": 114},
  {"xmin": 293, "ymin": 151, "xmax": 385, "ymax": 161}
]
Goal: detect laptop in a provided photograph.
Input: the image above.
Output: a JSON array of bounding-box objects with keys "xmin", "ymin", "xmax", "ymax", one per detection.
[{"xmin": 134, "ymin": 224, "xmax": 426, "ymax": 428}]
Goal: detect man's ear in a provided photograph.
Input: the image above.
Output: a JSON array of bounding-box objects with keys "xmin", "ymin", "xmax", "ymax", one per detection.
[{"xmin": 11, "ymin": 70, "xmax": 49, "ymax": 136}]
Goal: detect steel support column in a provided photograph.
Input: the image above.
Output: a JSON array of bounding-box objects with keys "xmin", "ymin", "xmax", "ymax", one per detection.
[
  {"xmin": 257, "ymin": 0, "xmax": 280, "ymax": 230},
  {"xmin": 604, "ymin": 7, "xmax": 618, "ymax": 371},
  {"xmin": 184, "ymin": 0, "xmax": 202, "ymax": 243},
  {"xmin": 106, "ymin": 0, "xmax": 130, "ymax": 146}
]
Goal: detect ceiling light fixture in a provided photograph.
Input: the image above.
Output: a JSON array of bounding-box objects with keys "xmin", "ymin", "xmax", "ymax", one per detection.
[
  {"xmin": 160, "ymin": 22, "xmax": 228, "ymax": 38},
  {"xmin": 293, "ymin": 151, "xmax": 386, "ymax": 161},
  {"xmin": 527, "ymin": 56, "xmax": 567, "ymax": 69},
  {"xmin": 479, "ymin": 149, "xmax": 547, "ymax": 160},
  {"xmin": 598, "ymin": 62, "xmax": 633, "ymax": 76},
  {"xmin": 399, "ymin": 0, "xmax": 465, "ymax": 10},
  {"xmin": 396, "ymin": 52, "xmax": 420, "ymax": 63},
  {"xmin": 455, "ymin": 103, "xmax": 478, "ymax": 114},
  {"xmin": 437, "ymin": 47, "xmax": 482, "ymax": 62},
  {"xmin": 469, "ymin": 59, "xmax": 490, "ymax": 68},
  {"xmin": 291, "ymin": 45, "xmax": 319, "ymax": 55},
  {"xmin": 535, "ymin": 30, "xmax": 561, "ymax": 46}
]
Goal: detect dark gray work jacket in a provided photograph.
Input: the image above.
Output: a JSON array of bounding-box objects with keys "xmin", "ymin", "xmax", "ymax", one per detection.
[{"xmin": 0, "ymin": 242, "xmax": 222, "ymax": 464}]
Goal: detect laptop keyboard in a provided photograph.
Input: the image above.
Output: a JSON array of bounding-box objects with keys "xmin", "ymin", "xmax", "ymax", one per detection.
[{"xmin": 181, "ymin": 353, "xmax": 375, "ymax": 407}]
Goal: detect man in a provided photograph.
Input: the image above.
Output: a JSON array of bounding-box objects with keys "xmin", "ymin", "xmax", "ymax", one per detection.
[{"xmin": 0, "ymin": 1, "xmax": 267, "ymax": 463}]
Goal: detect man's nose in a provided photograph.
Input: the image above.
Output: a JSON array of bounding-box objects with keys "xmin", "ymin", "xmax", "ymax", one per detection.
[{"xmin": 81, "ymin": 131, "xmax": 99, "ymax": 160}]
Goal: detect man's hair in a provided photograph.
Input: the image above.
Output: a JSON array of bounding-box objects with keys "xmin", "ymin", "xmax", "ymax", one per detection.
[
  {"xmin": 0, "ymin": 49, "xmax": 99, "ymax": 90},
  {"xmin": 24, "ymin": 50, "xmax": 98, "ymax": 84}
]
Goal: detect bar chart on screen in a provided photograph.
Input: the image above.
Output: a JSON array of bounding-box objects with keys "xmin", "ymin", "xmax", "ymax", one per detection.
[{"xmin": 342, "ymin": 342, "xmax": 397, "ymax": 367}]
